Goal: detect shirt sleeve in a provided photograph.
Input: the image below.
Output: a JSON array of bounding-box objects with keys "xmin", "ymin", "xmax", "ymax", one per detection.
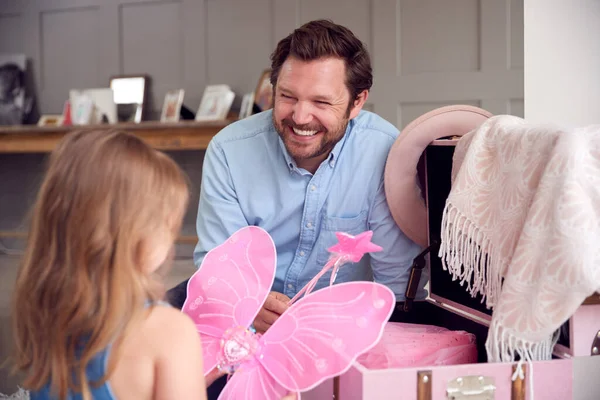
[
  {"xmin": 193, "ymin": 140, "xmax": 249, "ymax": 267},
  {"xmin": 367, "ymin": 177, "xmax": 428, "ymax": 301}
]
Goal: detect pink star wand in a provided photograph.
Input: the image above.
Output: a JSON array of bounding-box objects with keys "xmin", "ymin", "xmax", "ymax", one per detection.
[{"xmin": 287, "ymin": 230, "xmax": 383, "ymax": 306}]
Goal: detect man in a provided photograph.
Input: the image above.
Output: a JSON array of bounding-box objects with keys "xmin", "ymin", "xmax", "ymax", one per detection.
[{"xmin": 168, "ymin": 19, "xmax": 428, "ymax": 332}]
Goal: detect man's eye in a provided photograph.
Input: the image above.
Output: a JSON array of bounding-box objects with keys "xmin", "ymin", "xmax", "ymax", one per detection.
[{"xmin": 316, "ymin": 101, "xmax": 331, "ymax": 105}]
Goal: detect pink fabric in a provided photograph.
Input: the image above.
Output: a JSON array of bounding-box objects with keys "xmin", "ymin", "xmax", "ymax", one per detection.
[
  {"xmin": 182, "ymin": 226, "xmax": 395, "ymax": 400},
  {"xmin": 439, "ymin": 115, "xmax": 600, "ymax": 363},
  {"xmin": 357, "ymin": 322, "xmax": 477, "ymax": 369}
]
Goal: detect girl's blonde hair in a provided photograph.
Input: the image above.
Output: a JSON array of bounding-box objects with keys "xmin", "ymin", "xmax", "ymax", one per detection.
[{"xmin": 12, "ymin": 129, "xmax": 189, "ymax": 399}]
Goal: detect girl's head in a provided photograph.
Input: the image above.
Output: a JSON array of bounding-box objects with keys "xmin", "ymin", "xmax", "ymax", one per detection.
[{"xmin": 12, "ymin": 129, "xmax": 189, "ymax": 398}]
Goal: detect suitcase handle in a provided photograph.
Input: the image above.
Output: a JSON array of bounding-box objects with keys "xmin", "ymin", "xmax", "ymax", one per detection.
[{"xmin": 402, "ymin": 240, "xmax": 439, "ymax": 312}]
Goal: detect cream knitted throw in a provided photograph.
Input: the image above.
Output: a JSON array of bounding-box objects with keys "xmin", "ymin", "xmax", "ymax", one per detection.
[{"xmin": 438, "ymin": 115, "xmax": 600, "ymax": 363}]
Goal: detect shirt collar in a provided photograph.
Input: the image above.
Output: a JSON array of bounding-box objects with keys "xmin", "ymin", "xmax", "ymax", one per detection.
[
  {"xmin": 277, "ymin": 134, "xmax": 296, "ymax": 170},
  {"xmin": 276, "ymin": 117, "xmax": 354, "ymax": 172}
]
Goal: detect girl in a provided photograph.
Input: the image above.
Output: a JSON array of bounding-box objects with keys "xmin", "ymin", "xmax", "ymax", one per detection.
[{"xmin": 11, "ymin": 129, "xmax": 213, "ymax": 399}]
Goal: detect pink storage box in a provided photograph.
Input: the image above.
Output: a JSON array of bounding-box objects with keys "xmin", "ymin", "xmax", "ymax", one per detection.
[
  {"xmin": 304, "ymin": 138, "xmax": 600, "ymax": 399},
  {"xmin": 335, "ymin": 356, "xmax": 600, "ymax": 400},
  {"xmin": 423, "ymin": 139, "xmax": 600, "ymax": 362}
]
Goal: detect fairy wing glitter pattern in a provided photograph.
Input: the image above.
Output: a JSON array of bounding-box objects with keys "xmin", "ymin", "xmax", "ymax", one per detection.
[{"xmin": 182, "ymin": 226, "xmax": 277, "ymax": 375}]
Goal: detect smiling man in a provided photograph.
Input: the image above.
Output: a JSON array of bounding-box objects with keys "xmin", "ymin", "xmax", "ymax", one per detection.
[{"xmin": 168, "ymin": 20, "xmax": 427, "ymax": 335}]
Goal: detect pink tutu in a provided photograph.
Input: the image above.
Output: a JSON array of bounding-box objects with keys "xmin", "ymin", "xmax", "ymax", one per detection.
[{"xmin": 357, "ymin": 322, "xmax": 478, "ymax": 369}]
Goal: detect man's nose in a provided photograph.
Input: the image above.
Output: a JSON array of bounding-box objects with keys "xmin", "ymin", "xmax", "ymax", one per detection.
[{"xmin": 292, "ymin": 102, "xmax": 313, "ymax": 125}]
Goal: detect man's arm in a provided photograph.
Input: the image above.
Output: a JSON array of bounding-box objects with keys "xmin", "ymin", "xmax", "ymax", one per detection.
[
  {"xmin": 367, "ymin": 178, "xmax": 427, "ymax": 301},
  {"xmin": 194, "ymin": 139, "xmax": 289, "ymax": 333},
  {"xmin": 194, "ymin": 140, "xmax": 249, "ymax": 266}
]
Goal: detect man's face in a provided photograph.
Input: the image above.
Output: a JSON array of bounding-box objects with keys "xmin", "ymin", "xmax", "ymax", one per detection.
[{"xmin": 272, "ymin": 57, "xmax": 365, "ymax": 170}]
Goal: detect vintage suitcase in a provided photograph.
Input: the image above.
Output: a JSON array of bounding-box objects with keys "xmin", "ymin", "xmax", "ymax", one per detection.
[
  {"xmin": 305, "ymin": 106, "xmax": 600, "ymax": 400},
  {"xmin": 422, "ymin": 138, "xmax": 600, "ymax": 362}
]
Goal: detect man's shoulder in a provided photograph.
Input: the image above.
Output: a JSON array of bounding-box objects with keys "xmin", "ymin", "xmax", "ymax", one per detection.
[
  {"xmin": 210, "ymin": 110, "xmax": 274, "ymax": 148},
  {"xmin": 349, "ymin": 110, "xmax": 400, "ymax": 146}
]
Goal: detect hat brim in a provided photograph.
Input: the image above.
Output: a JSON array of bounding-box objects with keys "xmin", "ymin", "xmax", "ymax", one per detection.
[{"xmin": 384, "ymin": 105, "xmax": 493, "ymax": 248}]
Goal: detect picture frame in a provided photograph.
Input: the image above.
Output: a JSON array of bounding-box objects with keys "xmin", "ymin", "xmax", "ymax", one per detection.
[
  {"xmin": 238, "ymin": 92, "xmax": 255, "ymax": 120},
  {"xmin": 195, "ymin": 84, "xmax": 235, "ymax": 122},
  {"xmin": 0, "ymin": 53, "xmax": 29, "ymax": 126},
  {"xmin": 69, "ymin": 88, "xmax": 116, "ymax": 124},
  {"xmin": 69, "ymin": 91, "xmax": 95, "ymax": 125},
  {"xmin": 160, "ymin": 89, "xmax": 185, "ymax": 122},
  {"xmin": 109, "ymin": 75, "xmax": 148, "ymax": 123},
  {"xmin": 254, "ymin": 69, "xmax": 273, "ymax": 112},
  {"xmin": 37, "ymin": 114, "xmax": 64, "ymax": 127}
]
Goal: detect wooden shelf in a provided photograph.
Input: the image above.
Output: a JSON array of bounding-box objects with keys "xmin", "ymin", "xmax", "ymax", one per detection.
[
  {"xmin": 3, "ymin": 120, "xmax": 600, "ymax": 307},
  {"xmin": 0, "ymin": 120, "xmax": 233, "ymax": 153},
  {"xmin": 0, "ymin": 121, "xmax": 229, "ymax": 244}
]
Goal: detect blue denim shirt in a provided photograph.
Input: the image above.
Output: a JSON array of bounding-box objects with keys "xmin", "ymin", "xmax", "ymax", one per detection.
[{"xmin": 194, "ymin": 110, "xmax": 428, "ymax": 301}]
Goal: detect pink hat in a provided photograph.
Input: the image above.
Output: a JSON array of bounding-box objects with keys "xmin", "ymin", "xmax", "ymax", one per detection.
[{"xmin": 384, "ymin": 105, "xmax": 493, "ymax": 247}]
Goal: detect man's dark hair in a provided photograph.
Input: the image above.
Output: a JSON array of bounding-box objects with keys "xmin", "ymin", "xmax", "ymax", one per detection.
[{"xmin": 269, "ymin": 19, "xmax": 372, "ymax": 102}]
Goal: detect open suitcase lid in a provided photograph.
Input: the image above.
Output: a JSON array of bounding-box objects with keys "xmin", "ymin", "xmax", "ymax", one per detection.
[
  {"xmin": 384, "ymin": 106, "xmax": 600, "ymax": 353},
  {"xmin": 384, "ymin": 105, "xmax": 494, "ymax": 321}
]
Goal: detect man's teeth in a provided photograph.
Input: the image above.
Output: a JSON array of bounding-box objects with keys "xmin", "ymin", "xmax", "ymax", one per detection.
[{"xmin": 293, "ymin": 127, "xmax": 318, "ymax": 136}]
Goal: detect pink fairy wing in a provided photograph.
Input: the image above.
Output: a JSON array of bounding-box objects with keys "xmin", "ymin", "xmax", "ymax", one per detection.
[
  {"xmin": 257, "ymin": 281, "xmax": 395, "ymax": 392},
  {"xmin": 217, "ymin": 359, "xmax": 291, "ymax": 400},
  {"xmin": 181, "ymin": 226, "xmax": 277, "ymax": 374}
]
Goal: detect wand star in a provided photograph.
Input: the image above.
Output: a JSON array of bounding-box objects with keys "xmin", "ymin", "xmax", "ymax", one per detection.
[{"xmin": 327, "ymin": 231, "xmax": 383, "ymax": 263}]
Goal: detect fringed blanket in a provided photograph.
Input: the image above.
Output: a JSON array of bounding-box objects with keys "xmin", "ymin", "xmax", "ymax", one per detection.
[{"xmin": 438, "ymin": 115, "xmax": 600, "ymax": 363}]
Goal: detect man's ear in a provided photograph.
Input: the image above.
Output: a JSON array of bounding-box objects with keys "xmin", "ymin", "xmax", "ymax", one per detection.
[{"xmin": 348, "ymin": 90, "xmax": 369, "ymax": 119}]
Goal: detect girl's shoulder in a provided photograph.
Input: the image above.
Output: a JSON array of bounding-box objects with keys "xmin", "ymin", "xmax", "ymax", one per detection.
[
  {"xmin": 109, "ymin": 301, "xmax": 205, "ymax": 399},
  {"xmin": 142, "ymin": 302, "xmax": 201, "ymax": 353},
  {"xmin": 139, "ymin": 302, "xmax": 207, "ymax": 399}
]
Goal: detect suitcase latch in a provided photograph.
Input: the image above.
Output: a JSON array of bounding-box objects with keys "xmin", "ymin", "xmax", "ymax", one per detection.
[
  {"xmin": 592, "ymin": 330, "xmax": 600, "ymax": 356},
  {"xmin": 447, "ymin": 375, "xmax": 495, "ymax": 400}
]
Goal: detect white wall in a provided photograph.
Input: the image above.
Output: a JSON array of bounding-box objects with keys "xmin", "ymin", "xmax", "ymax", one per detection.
[{"xmin": 524, "ymin": 0, "xmax": 600, "ymax": 128}]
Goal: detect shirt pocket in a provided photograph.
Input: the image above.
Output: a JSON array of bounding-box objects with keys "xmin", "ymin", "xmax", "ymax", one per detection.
[{"xmin": 316, "ymin": 210, "xmax": 369, "ymax": 266}]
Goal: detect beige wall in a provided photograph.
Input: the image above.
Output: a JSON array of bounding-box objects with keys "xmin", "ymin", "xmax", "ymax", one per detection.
[
  {"xmin": 524, "ymin": 0, "xmax": 600, "ymax": 128},
  {"xmin": 0, "ymin": 0, "xmax": 524, "ymax": 249}
]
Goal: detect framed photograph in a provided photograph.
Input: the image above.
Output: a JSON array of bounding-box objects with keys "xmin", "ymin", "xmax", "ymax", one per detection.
[
  {"xmin": 254, "ymin": 69, "xmax": 273, "ymax": 112},
  {"xmin": 160, "ymin": 89, "xmax": 185, "ymax": 122},
  {"xmin": 0, "ymin": 53, "xmax": 28, "ymax": 126},
  {"xmin": 69, "ymin": 91, "xmax": 95, "ymax": 125},
  {"xmin": 238, "ymin": 92, "xmax": 254, "ymax": 120},
  {"xmin": 195, "ymin": 84, "xmax": 235, "ymax": 122},
  {"xmin": 37, "ymin": 114, "xmax": 64, "ymax": 127},
  {"xmin": 109, "ymin": 75, "xmax": 148, "ymax": 123},
  {"xmin": 69, "ymin": 88, "xmax": 116, "ymax": 124}
]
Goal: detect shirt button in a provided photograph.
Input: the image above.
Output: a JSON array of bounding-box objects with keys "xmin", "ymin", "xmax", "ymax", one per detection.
[
  {"xmin": 310, "ymin": 185, "xmax": 316, "ymax": 191},
  {"xmin": 299, "ymin": 251, "xmax": 305, "ymax": 257},
  {"xmin": 306, "ymin": 222, "xmax": 313, "ymax": 228},
  {"xmin": 330, "ymin": 160, "xmax": 335, "ymax": 167},
  {"xmin": 287, "ymin": 284, "xmax": 293, "ymax": 289}
]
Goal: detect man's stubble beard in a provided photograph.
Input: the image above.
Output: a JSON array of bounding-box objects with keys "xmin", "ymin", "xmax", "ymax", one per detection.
[{"xmin": 272, "ymin": 110, "xmax": 351, "ymax": 162}]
